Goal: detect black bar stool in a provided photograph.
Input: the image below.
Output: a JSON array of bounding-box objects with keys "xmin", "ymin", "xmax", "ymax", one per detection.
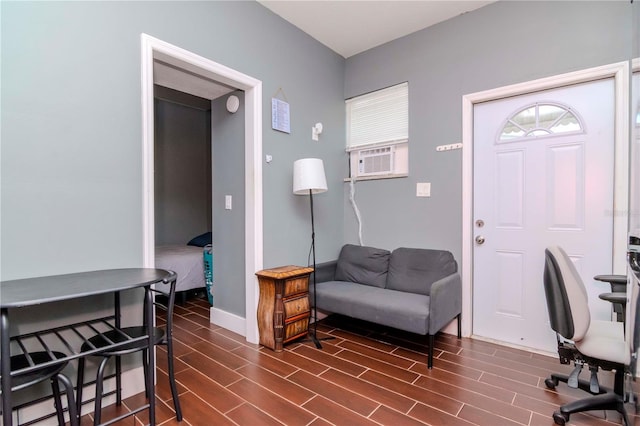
[
  {"xmin": 2, "ymin": 351, "xmax": 78, "ymax": 426},
  {"xmin": 76, "ymin": 272, "xmax": 182, "ymax": 424}
]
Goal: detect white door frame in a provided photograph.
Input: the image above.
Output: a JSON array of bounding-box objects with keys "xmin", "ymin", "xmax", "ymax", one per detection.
[
  {"xmin": 461, "ymin": 61, "xmax": 630, "ymax": 338},
  {"xmin": 141, "ymin": 34, "xmax": 263, "ymax": 344}
]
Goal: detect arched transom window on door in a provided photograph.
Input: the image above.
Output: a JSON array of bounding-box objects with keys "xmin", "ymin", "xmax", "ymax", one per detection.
[{"xmin": 498, "ymin": 102, "xmax": 584, "ymax": 141}]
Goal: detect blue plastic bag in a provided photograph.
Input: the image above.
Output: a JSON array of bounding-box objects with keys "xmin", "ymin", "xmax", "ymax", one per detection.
[{"xmin": 203, "ymin": 244, "xmax": 213, "ymax": 305}]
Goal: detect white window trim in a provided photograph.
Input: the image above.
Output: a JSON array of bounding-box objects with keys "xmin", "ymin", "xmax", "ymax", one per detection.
[{"xmin": 345, "ymin": 138, "xmax": 408, "ymax": 153}]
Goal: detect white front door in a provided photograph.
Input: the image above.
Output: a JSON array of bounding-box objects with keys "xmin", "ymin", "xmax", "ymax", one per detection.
[{"xmin": 472, "ymin": 79, "xmax": 615, "ymax": 353}]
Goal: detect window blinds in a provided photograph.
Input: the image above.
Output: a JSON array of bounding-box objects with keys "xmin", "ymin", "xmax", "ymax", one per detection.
[{"xmin": 346, "ymin": 82, "xmax": 408, "ymax": 150}]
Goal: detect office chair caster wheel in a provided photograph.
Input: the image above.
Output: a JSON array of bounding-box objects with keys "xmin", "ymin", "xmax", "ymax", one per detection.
[
  {"xmin": 545, "ymin": 377, "xmax": 558, "ymax": 389},
  {"xmin": 553, "ymin": 411, "xmax": 569, "ymax": 425}
]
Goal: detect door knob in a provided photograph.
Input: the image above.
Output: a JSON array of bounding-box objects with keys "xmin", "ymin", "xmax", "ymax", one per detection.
[{"xmin": 475, "ymin": 235, "xmax": 485, "ymax": 245}]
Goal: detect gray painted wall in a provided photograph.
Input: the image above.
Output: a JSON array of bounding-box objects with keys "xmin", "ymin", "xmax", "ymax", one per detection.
[
  {"xmin": 154, "ymin": 98, "xmax": 212, "ymax": 245},
  {"xmin": 1, "ymin": 3, "xmax": 345, "ymax": 275},
  {"xmin": 1, "ymin": 1, "xmax": 345, "ymax": 282},
  {"xmin": 342, "ymin": 1, "xmax": 636, "ymax": 262},
  {"xmin": 212, "ymin": 91, "xmax": 246, "ymax": 316},
  {"xmin": 0, "ymin": 0, "xmax": 345, "ymax": 406}
]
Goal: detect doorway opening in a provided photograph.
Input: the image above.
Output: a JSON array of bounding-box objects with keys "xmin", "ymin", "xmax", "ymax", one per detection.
[
  {"xmin": 461, "ymin": 61, "xmax": 630, "ymax": 345},
  {"xmin": 140, "ymin": 34, "xmax": 263, "ymax": 344}
]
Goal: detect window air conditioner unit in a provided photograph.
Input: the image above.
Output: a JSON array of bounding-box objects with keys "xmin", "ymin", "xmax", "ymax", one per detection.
[{"xmin": 357, "ymin": 146, "xmax": 394, "ymax": 176}]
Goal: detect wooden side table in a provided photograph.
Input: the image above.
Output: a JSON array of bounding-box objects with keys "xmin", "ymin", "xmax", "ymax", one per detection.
[{"xmin": 256, "ymin": 265, "xmax": 314, "ymax": 351}]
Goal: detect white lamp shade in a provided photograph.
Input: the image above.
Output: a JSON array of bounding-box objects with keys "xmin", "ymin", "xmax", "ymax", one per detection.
[{"xmin": 293, "ymin": 158, "xmax": 328, "ymax": 195}]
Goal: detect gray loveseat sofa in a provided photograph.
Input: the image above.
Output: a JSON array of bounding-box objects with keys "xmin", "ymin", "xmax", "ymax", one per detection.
[{"xmin": 312, "ymin": 244, "xmax": 462, "ymax": 368}]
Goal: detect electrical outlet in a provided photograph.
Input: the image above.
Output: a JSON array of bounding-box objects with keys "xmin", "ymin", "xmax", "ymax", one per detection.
[
  {"xmin": 416, "ymin": 182, "xmax": 431, "ymax": 197},
  {"xmin": 225, "ymin": 195, "xmax": 232, "ymax": 210}
]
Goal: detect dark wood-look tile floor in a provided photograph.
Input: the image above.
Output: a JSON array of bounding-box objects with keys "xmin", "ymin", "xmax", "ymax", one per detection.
[{"xmin": 84, "ymin": 295, "xmax": 639, "ymax": 426}]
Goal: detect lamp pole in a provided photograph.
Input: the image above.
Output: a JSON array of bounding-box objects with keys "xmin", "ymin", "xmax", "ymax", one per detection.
[
  {"xmin": 292, "ymin": 158, "xmax": 332, "ymax": 349},
  {"xmin": 309, "ymin": 189, "xmax": 322, "ymax": 349}
]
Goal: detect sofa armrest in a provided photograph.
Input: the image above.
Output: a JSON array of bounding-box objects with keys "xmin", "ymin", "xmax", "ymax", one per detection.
[
  {"xmin": 314, "ymin": 260, "xmax": 337, "ymax": 283},
  {"xmin": 428, "ymin": 272, "xmax": 462, "ymax": 335}
]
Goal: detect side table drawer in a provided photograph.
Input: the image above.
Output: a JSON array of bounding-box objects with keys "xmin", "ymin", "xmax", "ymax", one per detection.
[
  {"xmin": 284, "ymin": 318, "xmax": 310, "ymax": 343},
  {"xmin": 284, "ymin": 295, "xmax": 310, "ymax": 319},
  {"xmin": 284, "ymin": 277, "xmax": 309, "ymax": 297}
]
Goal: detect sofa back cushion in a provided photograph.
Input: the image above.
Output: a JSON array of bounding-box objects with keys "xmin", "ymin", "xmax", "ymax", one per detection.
[
  {"xmin": 386, "ymin": 248, "xmax": 457, "ymax": 295},
  {"xmin": 335, "ymin": 244, "xmax": 391, "ymax": 288}
]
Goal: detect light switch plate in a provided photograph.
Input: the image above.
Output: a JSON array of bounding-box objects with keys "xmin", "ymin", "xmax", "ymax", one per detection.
[
  {"xmin": 416, "ymin": 182, "xmax": 431, "ymax": 197},
  {"xmin": 225, "ymin": 195, "xmax": 232, "ymax": 210}
]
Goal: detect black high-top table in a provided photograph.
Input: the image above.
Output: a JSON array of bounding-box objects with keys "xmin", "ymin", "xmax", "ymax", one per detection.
[{"xmin": 0, "ymin": 268, "xmax": 175, "ymax": 426}]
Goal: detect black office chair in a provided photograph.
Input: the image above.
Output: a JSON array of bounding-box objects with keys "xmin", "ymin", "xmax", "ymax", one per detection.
[
  {"xmin": 595, "ymin": 274, "xmax": 628, "ymax": 322},
  {"xmin": 543, "ymin": 246, "xmax": 633, "ymax": 425},
  {"xmin": 2, "ymin": 351, "xmax": 78, "ymax": 426},
  {"xmin": 76, "ymin": 273, "xmax": 182, "ymax": 424}
]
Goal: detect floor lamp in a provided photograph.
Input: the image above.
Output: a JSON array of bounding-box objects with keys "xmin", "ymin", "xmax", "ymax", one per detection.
[{"xmin": 293, "ymin": 158, "xmax": 329, "ymax": 349}]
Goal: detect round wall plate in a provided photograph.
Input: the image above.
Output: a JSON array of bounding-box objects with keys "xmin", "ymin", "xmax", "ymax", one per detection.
[{"xmin": 226, "ymin": 95, "xmax": 240, "ymax": 113}]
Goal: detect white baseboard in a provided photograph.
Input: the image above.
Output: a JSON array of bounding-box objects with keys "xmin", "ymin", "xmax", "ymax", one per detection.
[
  {"xmin": 210, "ymin": 307, "xmax": 246, "ymax": 337},
  {"xmin": 15, "ymin": 367, "xmax": 145, "ymax": 425},
  {"xmin": 441, "ymin": 318, "xmax": 459, "ymax": 337}
]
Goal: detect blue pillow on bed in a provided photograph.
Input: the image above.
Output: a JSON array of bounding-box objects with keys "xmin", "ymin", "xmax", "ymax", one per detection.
[{"xmin": 187, "ymin": 232, "xmax": 212, "ymax": 247}]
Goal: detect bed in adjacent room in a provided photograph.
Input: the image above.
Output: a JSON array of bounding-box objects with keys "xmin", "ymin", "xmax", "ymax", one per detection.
[{"xmin": 155, "ymin": 232, "xmax": 211, "ymax": 303}]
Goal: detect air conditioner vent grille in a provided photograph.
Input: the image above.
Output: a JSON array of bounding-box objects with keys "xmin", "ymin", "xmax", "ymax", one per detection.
[{"xmin": 358, "ymin": 146, "xmax": 394, "ymax": 176}]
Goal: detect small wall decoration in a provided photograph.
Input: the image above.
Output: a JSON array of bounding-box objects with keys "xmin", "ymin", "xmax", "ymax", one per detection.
[
  {"xmin": 226, "ymin": 95, "xmax": 240, "ymax": 113},
  {"xmin": 271, "ymin": 88, "xmax": 290, "ymax": 134}
]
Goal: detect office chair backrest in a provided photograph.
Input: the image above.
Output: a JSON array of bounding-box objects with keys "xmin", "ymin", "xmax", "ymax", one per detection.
[{"xmin": 544, "ymin": 246, "xmax": 591, "ymax": 341}]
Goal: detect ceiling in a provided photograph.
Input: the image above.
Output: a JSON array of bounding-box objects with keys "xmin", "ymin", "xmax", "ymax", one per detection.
[{"xmin": 258, "ymin": 1, "xmax": 495, "ymax": 58}]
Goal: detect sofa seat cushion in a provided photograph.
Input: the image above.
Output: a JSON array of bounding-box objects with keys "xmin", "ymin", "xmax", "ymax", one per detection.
[
  {"xmin": 386, "ymin": 248, "xmax": 457, "ymax": 296},
  {"xmin": 334, "ymin": 244, "xmax": 391, "ymax": 288},
  {"xmin": 311, "ymin": 280, "xmax": 430, "ymax": 335}
]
